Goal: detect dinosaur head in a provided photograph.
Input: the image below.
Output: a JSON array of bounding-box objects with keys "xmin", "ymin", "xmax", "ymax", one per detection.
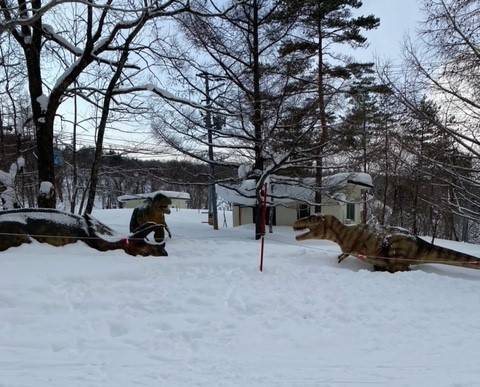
[
  {"xmin": 293, "ymin": 214, "xmax": 336, "ymax": 241},
  {"xmin": 151, "ymin": 193, "xmax": 172, "ymax": 214}
]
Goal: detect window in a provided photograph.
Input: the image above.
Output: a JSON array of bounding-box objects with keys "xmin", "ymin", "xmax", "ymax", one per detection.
[
  {"xmin": 346, "ymin": 203, "xmax": 355, "ymax": 221},
  {"xmin": 298, "ymin": 204, "xmax": 310, "ymax": 219}
]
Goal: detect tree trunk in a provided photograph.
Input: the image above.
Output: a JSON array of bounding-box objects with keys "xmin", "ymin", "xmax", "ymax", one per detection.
[
  {"xmin": 84, "ymin": 15, "xmax": 147, "ymax": 214},
  {"xmin": 362, "ymin": 98, "xmax": 368, "ymax": 224},
  {"xmin": 70, "ymin": 86, "xmax": 79, "ymax": 213},
  {"xmin": 84, "ymin": 94, "xmax": 112, "ymax": 214},
  {"xmin": 381, "ymin": 119, "xmax": 389, "ymax": 225},
  {"xmin": 315, "ymin": 19, "xmax": 327, "ymax": 214},
  {"xmin": 0, "ymin": 109, "xmax": 4, "ymax": 159},
  {"xmin": 252, "ymin": 0, "xmax": 264, "ymax": 240},
  {"xmin": 21, "ymin": 1, "xmax": 57, "ymax": 208}
]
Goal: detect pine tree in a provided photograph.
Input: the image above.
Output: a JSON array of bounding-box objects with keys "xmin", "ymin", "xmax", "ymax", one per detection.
[
  {"xmin": 276, "ymin": 0, "xmax": 379, "ymax": 211},
  {"xmin": 339, "ymin": 75, "xmax": 390, "ymax": 223}
]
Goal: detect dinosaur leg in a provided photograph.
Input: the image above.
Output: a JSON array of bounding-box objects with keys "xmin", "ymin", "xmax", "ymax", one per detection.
[
  {"xmin": 373, "ymin": 265, "xmax": 388, "ymax": 272},
  {"xmin": 385, "ymin": 262, "xmax": 411, "ymax": 273},
  {"xmin": 337, "ymin": 253, "xmax": 349, "ymax": 263},
  {"xmin": 374, "ymin": 262, "xmax": 410, "ymax": 273}
]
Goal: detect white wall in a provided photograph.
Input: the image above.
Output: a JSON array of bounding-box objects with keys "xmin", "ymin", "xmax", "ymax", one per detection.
[
  {"xmin": 233, "ymin": 206, "xmax": 254, "ymax": 227},
  {"xmin": 233, "ymin": 206, "xmax": 240, "ymax": 227},
  {"xmin": 232, "ymin": 185, "xmax": 366, "ymax": 227},
  {"xmin": 275, "ymin": 205, "xmax": 297, "ymax": 226},
  {"xmin": 170, "ymin": 198, "xmax": 189, "ymax": 209},
  {"xmin": 122, "ymin": 199, "xmax": 145, "ymax": 209}
]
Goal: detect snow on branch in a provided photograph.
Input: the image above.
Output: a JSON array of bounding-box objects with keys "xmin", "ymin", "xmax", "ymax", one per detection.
[
  {"xmin": 42, "ymin": 24, "xmax": 83, "ymax": 55},
  {"xmin": 112, "ymin": 84, "xmax": 204, "ymax": 110},
  {"xmin": 0, "ymin": 157, "xmax": 25, "ymax": 209}
]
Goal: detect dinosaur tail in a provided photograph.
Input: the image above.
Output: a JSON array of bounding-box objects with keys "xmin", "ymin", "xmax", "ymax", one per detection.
[{"xmin": 415, "ymin": 237, "xmax": 480, "ymax": 270}]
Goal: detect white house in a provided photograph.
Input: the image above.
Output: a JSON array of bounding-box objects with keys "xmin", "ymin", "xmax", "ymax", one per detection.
[
  {"xmin": 117, "ymin": 190, "xmax": 191, "ymax": 209},
  {"xmin": 216, "ymin": 173, "xmax": 373, "ymax": 227}
]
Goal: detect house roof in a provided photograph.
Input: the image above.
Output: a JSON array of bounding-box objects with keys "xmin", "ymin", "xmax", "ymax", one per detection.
[
  {"xmin": 117, "ymin": 190, "xmax": 191, "ymax": 203},
  {"xmin": 216, "ymin": 172, "xmax": 372, "ymax": 206}
]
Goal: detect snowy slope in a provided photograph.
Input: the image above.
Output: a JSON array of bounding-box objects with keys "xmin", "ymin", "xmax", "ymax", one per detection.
[{"xmin": 1, "ymin": 209, "xmax": 480, "ymax": 386}]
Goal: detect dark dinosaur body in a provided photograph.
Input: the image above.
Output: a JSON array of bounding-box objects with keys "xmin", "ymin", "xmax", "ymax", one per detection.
[
  {"xmin": 129, "ymin": 192, "xmax": 172, "ymax": 241},
  {"xmin": 293, "ymin": 214, "xmax": 480, "ymax": 273},
  {"xmin": 0, "ymin": 208, "xmax": 167, "ymax": 256}
]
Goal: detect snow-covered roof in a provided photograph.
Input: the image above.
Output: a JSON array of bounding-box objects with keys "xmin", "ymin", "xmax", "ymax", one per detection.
[
  {"xmin": 117, "ymin": 190, "xmax": 191, "ymax": 203},
  {"xmin": 216, "ymin": 173, "xmax": 372, "ymax": 206},
  {"xmin": 323, "ymin": 172, "xmax": 373, "ymax": 189}
]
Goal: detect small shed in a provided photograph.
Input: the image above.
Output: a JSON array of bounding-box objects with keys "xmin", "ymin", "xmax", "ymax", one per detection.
[
  {"xmin": 117, "ymin": 190, "xmax": 191, "ymax": 209},
  {"xmin": 216, "ymin": 173, "xmax": 373, "ymax": 227}
]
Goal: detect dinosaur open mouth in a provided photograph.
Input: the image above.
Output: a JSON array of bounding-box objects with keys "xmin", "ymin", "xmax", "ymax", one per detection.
[{"xmin": 293, "ymin": 225, "xmax": 310, "ymax": 240}]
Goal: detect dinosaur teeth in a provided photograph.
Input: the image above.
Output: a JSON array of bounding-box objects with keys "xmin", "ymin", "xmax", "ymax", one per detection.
[{"xmin": 294, "ymin": 228, "xmax": 310, "ymax": 240}]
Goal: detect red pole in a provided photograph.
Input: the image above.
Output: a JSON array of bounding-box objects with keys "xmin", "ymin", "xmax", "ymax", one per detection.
[{"xmin": 259, "ymin": 182, "xmax": 267, "ymax": 272}]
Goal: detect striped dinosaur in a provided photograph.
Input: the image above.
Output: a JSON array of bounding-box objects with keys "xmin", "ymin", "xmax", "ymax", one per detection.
[
  {"xmin": 130, "ymin": 192, "xmax": 172, "ymax": 241},
  {"xmin": 0, "ymin": 208, "xmax": 167, "ymax": 256},
  {"xmin": 293, "ymin": 214, "xmax": 480, "ymax": 272}
]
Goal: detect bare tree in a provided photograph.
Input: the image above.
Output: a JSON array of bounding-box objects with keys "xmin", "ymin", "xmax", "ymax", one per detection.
[
  {"xmin": 379, "ymin": 0, "xmax": 480, "ymax": 236},
  {"xmin": 0, "ymin": 0, "xmax": 206, "ymax": 208},
  {"xmin": 152, "ymin": 0, "xmax": 326, "ymax": 239},
  {"xmin": 276, "ymin": 0, "xmax": 379, "ymax": 211}
]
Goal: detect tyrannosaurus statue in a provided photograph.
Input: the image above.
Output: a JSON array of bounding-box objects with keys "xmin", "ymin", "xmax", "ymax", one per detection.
[
  {"xmin": 293, "ymin": 214, "xmax": 480, "ymax": 272},
  {"xmin": 129, "ymin": 192, "xmax": 172, "ymax": 241}
]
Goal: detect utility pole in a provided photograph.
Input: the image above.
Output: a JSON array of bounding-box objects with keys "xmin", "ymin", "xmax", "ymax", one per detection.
[{"xmin": 197, "ymin": 71, "xmax": 222, "ymax": 230}]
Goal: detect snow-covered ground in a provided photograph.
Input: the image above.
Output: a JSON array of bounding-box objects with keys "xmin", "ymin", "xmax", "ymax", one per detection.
[{"xmin": 1, "ymin": 208, "xmax": 480, "ymax": 387}]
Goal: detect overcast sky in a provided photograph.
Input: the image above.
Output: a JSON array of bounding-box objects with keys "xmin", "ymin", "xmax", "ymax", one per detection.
[{"xmin": 353, "ymin": 0, "xmax": 424, "ymax": 64}]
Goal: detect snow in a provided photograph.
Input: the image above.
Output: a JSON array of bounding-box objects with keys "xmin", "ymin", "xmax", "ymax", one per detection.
[
  {"xmin": 39, "ymin": 181, "xmax": 54, "ymax": 194},
  {"xmin": 1, "ymin": 208, "xmax": 480, "ymax": 386},
  {"xmin": 117, "ymin": 190, "xmax": 191, "ymax": 203},
  {"xmin": 0, "ymin": 157, "xmax": 24, "ymax": 209},
  {"xmin": 43, "ymin": 24, "xmax": 84, "ymax": 55},
  {"xmin": 16, "ymin": 156, "xmax": 25, "ymax": 170},
  {"xmin": 0, "ymin": 187, "xmax": 15, "ymax": 208},
  {"xmin": 54, "ymin": 58, "xmax": 81, "ymax": 89},
  {"xmin": 112, "ymin": 85, "xmax": 203, "ymax": 108},
  {"xmin": 331, "ymin": 192, "xmax": 347, "ymax": 202},
  {"xmin": 238, "ymin": 163, "xmax": 252, "ymax": 179},
  {"xmin": 36, "ymin": 94, "xmax": 49, "ymax": 112},
  {"xmin": 323, "ymin": 172, "xmax": 373, "ymax": 189},
  {"xmin": 94, "ymin": 37, "xmax": 109, "ymax": 50},
  {"xmin": 0, "ymin": 209, "xmax": 86, "ymax": 229}
]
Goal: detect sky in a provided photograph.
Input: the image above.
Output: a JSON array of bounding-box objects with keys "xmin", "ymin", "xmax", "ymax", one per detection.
[
  {"xmin": 54, "ymin": 0, "xmax": 426, "ymax": 159},
  {"xmin": 353, "ymin": 0, "xmax": 424, "ymax": 64}
]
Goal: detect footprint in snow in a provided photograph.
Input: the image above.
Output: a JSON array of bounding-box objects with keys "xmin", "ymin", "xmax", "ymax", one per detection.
[
  {"xmin": 109, "ymin": 321, "xmax": 129, "ymax": 337},
  {"xmin": 186, "ymin": 296, "xmax": 211, "ymax": 306}
]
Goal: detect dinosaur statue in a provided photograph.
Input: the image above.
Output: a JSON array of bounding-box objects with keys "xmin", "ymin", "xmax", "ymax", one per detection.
[
  {"xmin": 293, "ymin": 214, "xmax": 480, "ymax": 273},
  {"xmin": 0, "ymin": 208, "xmax": 167, "ymax": 256},
  {"xmin": 129, "ymin": 192, "xmax": 172, "ymax": 241}
]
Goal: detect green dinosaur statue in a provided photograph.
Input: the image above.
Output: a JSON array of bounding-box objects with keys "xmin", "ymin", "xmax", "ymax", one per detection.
[
  {"xmin": 129, "ymin": 192, "xmax": 172, "ymax": 241},
  {"xmin": 293, "ymin": 214, "xmax": 480, "ymax": 273}
]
